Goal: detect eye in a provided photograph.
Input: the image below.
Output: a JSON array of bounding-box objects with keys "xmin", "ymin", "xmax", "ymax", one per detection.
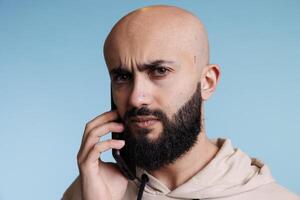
[
  {"xmin": 150, "ymin": 67, "xmax": 169, "ymax": 77},
  {"xmin": 113, "ymin": 73, "xmax": 131, "ymax": 83}
]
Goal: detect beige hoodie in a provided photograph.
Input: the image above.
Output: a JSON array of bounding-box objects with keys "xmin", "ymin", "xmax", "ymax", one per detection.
[{"xmin": 62, "ymin": 138, "xmax": 299, "ymax": 200}]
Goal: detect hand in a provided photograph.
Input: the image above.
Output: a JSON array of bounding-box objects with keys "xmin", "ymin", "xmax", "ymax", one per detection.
[{"xmin": 77, "ymin": 110, "xmax": 128, "ymax": 200}]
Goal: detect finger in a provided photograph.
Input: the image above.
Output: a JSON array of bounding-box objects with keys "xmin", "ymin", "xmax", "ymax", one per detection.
[
  {"xmin": 82, "ymin": 110, "xmax": 120, "ymax": 143},
  {"xmin": 86, "ymin": 139, "xmax": 125, "ymax": 164},
  {"xmin": 86, "ymin": 122, "xmax": 124, "ymax": 142},
  {"xmin": 78, "ymin": 122, "xmax": 124, "ymax": 161}
]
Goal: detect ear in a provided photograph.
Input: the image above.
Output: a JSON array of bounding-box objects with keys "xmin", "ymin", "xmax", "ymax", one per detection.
[{"xmin": 200, "ymin": 64, "xmax": 221, "ymax": 101}]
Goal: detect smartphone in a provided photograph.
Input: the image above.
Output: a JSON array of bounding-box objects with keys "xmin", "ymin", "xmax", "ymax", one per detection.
[{"xmin": 111, "ymin": 87, "xmax": 136, "ymax": 180}]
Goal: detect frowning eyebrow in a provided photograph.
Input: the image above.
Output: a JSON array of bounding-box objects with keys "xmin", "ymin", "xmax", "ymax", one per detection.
[
  {"xmin": 109, "ymin": 59, "xmax": 176, "ymax": 75},
  {"xmin": 109, "ymin": 67, "xmax": 130, "ymax": 77},
  {"xmin": 139, "ymin": 60, "xmax": 175, "ymax": 71}
]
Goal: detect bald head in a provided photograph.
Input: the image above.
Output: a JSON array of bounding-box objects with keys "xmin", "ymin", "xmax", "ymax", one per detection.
[
  {"xmin": 104, "ymin": 5, "xmax": 209, "ymax": 73},
  {"xmin": 104, "ymin": 5, "xmax": 220, "ymax": 142}
]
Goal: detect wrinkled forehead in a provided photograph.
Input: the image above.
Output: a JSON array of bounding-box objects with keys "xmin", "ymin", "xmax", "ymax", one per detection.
[
  {"xmin": 105, "ymin": 27, "xmax": 192, "ymax": 68},
  {"xmin": 104, "ymin": 15, "xmax": 201, "ymax": 70}
]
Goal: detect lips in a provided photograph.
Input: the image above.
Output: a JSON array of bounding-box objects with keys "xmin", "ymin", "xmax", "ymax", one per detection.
[
  {"xmin": 130, "ymin": 116, "xmax": 158, "ymax": 128},
  {"xmin": 131, "ymin": 116, "xmax": 158, "ymax": 122}
]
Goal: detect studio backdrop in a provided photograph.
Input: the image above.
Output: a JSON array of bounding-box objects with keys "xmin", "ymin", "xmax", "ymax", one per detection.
[{"xmin": 0, "ymin": 0, "xmax": 299, "ymax": 199}]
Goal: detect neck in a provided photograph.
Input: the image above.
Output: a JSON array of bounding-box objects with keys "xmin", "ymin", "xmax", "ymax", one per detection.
[{"xmin": 149, "ymin": 132, "xmax": 219, "ymax": 190}]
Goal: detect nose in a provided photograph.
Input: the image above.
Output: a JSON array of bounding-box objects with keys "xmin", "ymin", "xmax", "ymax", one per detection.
[{"xmin": 128, "ymin": 78, "xmax": 153, "ymax": 108}]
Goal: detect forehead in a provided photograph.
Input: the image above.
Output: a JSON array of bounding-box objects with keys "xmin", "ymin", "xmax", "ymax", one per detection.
[
  {"xmin": 104, "ymin": 14, "xmax": 199, "ymax": 70},
  {"xmin": 105, "ymin": 30, "xmax": 195, "ymax": 71}
]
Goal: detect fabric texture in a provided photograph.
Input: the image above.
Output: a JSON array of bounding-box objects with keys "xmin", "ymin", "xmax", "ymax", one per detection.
[{"xmin": 62, "ymin": 138, "xmax": 300, "ymax": 200}]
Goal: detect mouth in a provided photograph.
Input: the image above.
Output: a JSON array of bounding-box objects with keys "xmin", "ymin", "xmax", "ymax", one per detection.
[{"xmin": 130, "ymin": 116, "xmax": 159, "ymax": 128}]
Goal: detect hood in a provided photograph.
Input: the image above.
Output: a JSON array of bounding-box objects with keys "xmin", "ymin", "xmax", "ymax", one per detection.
[{"xmin": 134, "ymin": 138, "xmax": 275, "ymax": 199}]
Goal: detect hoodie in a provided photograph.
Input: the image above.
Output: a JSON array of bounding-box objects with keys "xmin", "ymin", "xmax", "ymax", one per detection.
[{"xmin": 62, "ymin": 138, "xmax": 299, "ymax": 200}]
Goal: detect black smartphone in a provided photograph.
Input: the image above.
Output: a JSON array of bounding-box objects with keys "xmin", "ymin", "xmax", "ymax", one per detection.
[{"xmin": 111, "ymin": 87, "xmax": 136, "ymax": 180}]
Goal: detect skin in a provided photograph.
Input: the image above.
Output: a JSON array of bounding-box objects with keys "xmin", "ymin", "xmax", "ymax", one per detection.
[{"xmin": 76, "ymin": 5, "xmax": 221, "ymax": 200}]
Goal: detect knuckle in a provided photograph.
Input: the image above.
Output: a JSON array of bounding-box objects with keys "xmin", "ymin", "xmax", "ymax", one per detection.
[
  {"xmin": 76, "ymin": 154, "xmax": 83, "ymax": 164},
  {"xmin": 90, "ymin": 129, "xmax": 97, "ymax": 137},
  {"xmin": 79, "ymin": 162, "xmax": 88, "ymax": 171},
  {"xmin": 85, "ymin": 122, "xmax": 92, "ymax": 130},
  {"xmin": 77, "ymin": 159, "xmax": 82, "ymax": 166},
  {"xmin": 100, "ymin": 111, "xmax": 107, "ymax": 118},
  {"xmin": 77, "ymin": 157, "xmax": 83, "ymax": 166},
  {"xmin": 93, "ymin": 143, "xmax": 101, "ymax": 151},
  {"xmin": 107, "ymin": 139, "xmax": 114, "ymax": 147},
  {"xmin": 76, "ymin": 153, "xmax": 81, "ymax": 161},
  {"xmin": 102, "ymin": 126, "xmax": 109, "ymax": 133},
  {"xmin": 96, "ymin": 141, "xmax": 110, "ymax": 151},
  {"xmin": 90, "ymin": 125, "xmax": 109, "ymax": 138}
]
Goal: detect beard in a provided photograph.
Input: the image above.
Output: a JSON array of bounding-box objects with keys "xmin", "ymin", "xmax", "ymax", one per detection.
[{"xmin": 122, "ymin": 82, "xmax": 202, "ymax": 172}]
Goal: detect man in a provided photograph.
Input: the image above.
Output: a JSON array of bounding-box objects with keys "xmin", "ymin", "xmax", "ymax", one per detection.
[{"xmin": 62, "ymin": 5, "xmax": 299, "ymax": 200}]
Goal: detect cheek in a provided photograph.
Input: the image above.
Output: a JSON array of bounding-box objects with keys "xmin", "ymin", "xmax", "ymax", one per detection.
[
  {"xmin": 160, "ymin": 82, "xmax": 198, "ymax": 118},
  {"xmin": 159, "ymin": 90, "xmax": 189, "ymax": 119},
  {"xmin": 113, "ymin": 90, "xmax": 129, "ymax": 118}
]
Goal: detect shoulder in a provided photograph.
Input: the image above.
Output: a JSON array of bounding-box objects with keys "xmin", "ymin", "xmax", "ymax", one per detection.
[
  {"xmin": 257, "ymin": 182, "xmax": 300, "ymax": 200},
  {"xmin": 61, "ymin": 175, "xmax": 82, "ymax": 200},
  {"xmin": 228, "ymin": 182, "xmax": 300, "ymax": 200}
]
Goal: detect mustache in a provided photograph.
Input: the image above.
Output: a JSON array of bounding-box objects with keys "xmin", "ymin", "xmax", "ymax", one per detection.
[{"xmin": 123, "ymin": 107, "xmax": 167, "ymax": 124}]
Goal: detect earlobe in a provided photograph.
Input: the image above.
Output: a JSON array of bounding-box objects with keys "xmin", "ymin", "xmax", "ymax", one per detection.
[{"xmin": 200, "ymin": 64, "xmax": 221, "ymax": 100}]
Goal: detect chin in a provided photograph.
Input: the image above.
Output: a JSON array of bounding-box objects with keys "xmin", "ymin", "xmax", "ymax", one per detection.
[
  {"xmin": 130, "ymin": 121, "xmax": 162, "ymax": 137},
  {"xmin": 145, "ymin": 129, "xmax": 162, "ymax": 141},
  {"xmin": 130, "ymin": 126, "xmax": 162, "ymax": 141}
]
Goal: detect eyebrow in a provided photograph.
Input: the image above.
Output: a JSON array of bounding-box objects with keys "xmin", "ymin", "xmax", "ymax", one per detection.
[
  {"xmin": 109, "ymin": 67, "xmax": 130, "ymax": 76},
  {"xmin": 139, "ymin": 60, "xmax": 175, "ymax": 71},
  {"xmin": 109, "ymin": 59, "xmax": 176, "ymax": 75}
]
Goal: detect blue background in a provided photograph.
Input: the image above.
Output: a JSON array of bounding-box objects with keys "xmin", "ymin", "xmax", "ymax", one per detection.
[{"xmin": 0, "ymin": 0, "xmax": 299, "ymax": 199}]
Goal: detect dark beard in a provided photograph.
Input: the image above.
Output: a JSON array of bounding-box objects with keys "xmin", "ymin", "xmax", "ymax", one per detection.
[{"xmin": 122, "ymin": 82, "xmax": 202, "ymax": 171}]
